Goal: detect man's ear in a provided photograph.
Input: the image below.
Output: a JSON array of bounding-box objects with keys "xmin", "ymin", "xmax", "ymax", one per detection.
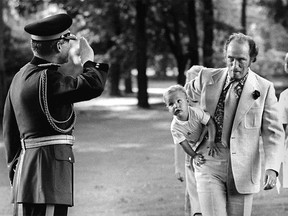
[{"xmin": 56, "ymin": 41, "xmax": 62, "ymax": 52}]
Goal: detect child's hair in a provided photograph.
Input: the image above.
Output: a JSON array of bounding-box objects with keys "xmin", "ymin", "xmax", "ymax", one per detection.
[{"xmin": 163, "ymin": 84, "xmax": 187, "ymax": 104}]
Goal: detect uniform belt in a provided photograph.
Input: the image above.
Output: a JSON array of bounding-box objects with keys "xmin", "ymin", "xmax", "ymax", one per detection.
[{"xmin": 21, "ymin": 135, "xmax": 75, "ymax": 149}]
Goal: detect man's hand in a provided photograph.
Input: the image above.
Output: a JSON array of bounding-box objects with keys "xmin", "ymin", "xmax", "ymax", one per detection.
[
  {"xmin": 263, "ymin": 169, "xmax": 277, "ymax": 190},
  {"xmin": 207, "ymin": 140, "xmax": 221, "ymax": 157},
  {"xmin": 79, "ymin": 37, "xmax": 94, "ymax": 65}
]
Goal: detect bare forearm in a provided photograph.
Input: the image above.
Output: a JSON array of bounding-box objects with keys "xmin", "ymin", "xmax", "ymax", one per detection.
[{"xmin": 179, "ymin": 140, "xmax": 197, "ymax": 158}]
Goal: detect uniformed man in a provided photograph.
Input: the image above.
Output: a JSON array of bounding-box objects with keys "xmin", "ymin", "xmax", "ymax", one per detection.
[{"xmin": 3, "ymin": 13, "xmax": 109, "ymax": 216}]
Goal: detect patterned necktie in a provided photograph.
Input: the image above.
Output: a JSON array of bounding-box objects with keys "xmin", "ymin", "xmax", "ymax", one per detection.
[{"xmin": 213, "ymin": 73, "xmax": 248, "ymax": 143}]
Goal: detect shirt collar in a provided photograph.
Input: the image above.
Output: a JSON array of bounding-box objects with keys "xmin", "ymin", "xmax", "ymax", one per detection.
[
  {"xmin": 225, "ymin": 71, "xmax": 249, "ymax": 85},
  {"xmin": 30, "ymin": 56, "xmax": 50, "ymax": 65},
  {"xmin": 30, "ymin": 56, "xmax": 61, "ymax": 69}
]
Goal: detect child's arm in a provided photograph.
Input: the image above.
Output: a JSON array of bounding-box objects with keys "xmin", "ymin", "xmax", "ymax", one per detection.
[
  {"xmin": 179, "ymin": 140, "xmax": 205, "ymax": 166},
  {"xmin": 174, "ymin": 144, "xmax": 184, "ymax": 182},
  {"xmin": 206, "ymin": 117, "xmax": 221, "ymax": 156}
]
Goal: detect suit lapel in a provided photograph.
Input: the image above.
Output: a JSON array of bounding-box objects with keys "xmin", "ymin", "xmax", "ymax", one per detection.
[
  {"xmin": 205, "ymin": 68, "xmax": 227, "ymax": 116},
  {"xmin": 232, "ymin": 70, "xmax": 260, "ymax": 132}
]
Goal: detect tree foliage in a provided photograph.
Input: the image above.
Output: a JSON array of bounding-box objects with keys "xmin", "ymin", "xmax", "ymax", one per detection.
[
  {"xmin": 257, "ymin": 0, "xmax": 288, "ymax": 31},
  {"xmin": 1, "ymin": 0, "xmax": 287, "ymax": 114},
  {"xmin": 148, "ymin": 0, "xmax": 200, "ymax": 85}
]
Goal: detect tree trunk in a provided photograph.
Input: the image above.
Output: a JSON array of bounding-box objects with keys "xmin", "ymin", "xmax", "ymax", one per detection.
[
  {"xmin": 109, "ymin": 6, "xmax": 122, "ymax": 96},
  {"xmin": 163, "ymin": 3, "xmax": 187, "ymax": 86},
  {"xmin": 241, "ymin": 0, "xmax": 247, "ymax": 34},
  {"xmin": 136, "ymin": 0, "xmax": 149, "ymax": 108},
  {"xmin": 109, "ymin": 63, "xmax": 121, "ymax": 96},
  {"xmin": 177, "ymin": 58, "xmax": 187, "ymax": 86},
  {"xmin": 0, "ymin": 0, "xmax": 5, "ymax": 124},
  {"xmin": 187, "ymin": 0, "xmax": 199, "ymax": 67},
  {"xmin": 203, "ymin": 0, "xmax": 214, "ymax": 67},
  {"xmin": 124, "ymin": 72, "xmax": 133, "ymax": 94}
]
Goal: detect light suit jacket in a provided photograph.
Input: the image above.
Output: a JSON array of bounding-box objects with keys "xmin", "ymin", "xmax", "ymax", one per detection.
[{"xmin": 185, "ymin": 67, "xmax": 284, "ymax": 193}]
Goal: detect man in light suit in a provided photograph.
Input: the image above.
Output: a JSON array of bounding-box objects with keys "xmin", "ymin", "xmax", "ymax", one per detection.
[{"xmin": 185, "ymin": 33, "xmax": 284, "ymax": 216}]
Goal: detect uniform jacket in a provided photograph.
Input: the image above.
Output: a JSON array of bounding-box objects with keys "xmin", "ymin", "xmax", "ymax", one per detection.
[
  {"xmin": 3, "ymin": 57, "xmax": 109, "ymax": 205},
  {"xmin": 185, "ymin": 67, "xmax": 284, "ymax": 193}
]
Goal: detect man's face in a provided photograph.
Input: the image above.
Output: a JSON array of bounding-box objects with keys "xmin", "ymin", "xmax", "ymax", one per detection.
[
  {"xmin": 58, "ymin": 40, "xmax": 71, "ymax": 64},
  {"xmin": 225, "ymin": 40, "xmax": 252, "ymax": 80}
]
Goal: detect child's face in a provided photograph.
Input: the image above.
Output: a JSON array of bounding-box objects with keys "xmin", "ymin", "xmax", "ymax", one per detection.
[{"xmin": 165, "ymin": 91, "xmax": 189, "ymax": 121}]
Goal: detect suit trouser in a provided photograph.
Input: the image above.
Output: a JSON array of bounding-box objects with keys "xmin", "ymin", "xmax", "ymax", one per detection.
[
  {"xmin": 185, "ymin": 164, "xmax": 201, "ymax": 216},
  {"xmin": 21, "ymin": 204, "xmax": 68, "ymax": 216},
  {"xmin": 194, "ymin": 146, "xmax": 253, "ymax": 216}
]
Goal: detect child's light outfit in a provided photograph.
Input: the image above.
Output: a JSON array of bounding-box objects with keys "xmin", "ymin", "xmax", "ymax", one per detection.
[
  {"xmin": 171, "ymin": 106, "xmax": 210, "ymax": 215},
  {"xmin": 171, "ymin": 106, "xmax": 210, "ymax": 165},
  {"xmin": 279, "ymin": 89, "xmax": 288, "ymax": 188}
]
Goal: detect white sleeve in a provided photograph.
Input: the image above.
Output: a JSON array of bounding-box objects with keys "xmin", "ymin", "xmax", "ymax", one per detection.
[
  {"xmin": 192, "ymin": 107, "xmax": 210, "ymax": 125},
  {"xmin": 185, "ymin": 69, "xmax": 204, "ymax": 103},
  {"xmin": 279, "ymin": 91, "xmax": 288, "ymax": 124}
]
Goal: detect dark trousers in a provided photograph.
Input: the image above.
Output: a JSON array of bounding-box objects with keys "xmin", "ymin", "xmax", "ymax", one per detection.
[{"xmin": 21, "ymin": 204, "xmax": 68, "ymax": 216}]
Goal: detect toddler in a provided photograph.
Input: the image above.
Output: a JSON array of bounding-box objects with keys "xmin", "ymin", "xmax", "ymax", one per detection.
[{"xmin": 163, "ymin": 84, "xmax": 218, "ymax": 216}]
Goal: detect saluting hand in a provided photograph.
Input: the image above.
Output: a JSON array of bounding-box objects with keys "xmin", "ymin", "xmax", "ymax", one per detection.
[{"xmin": 79, "ymin": 37, "xmax": 94, "ymax": 65}]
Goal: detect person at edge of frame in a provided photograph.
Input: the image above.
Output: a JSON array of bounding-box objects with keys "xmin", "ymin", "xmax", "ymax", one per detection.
[{"xmin": 278, "ymin": 52, "xmax": 288, "ymax": 188}]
